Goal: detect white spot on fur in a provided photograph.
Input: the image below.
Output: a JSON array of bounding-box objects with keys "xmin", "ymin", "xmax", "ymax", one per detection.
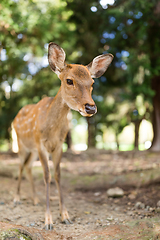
[{"xmin": 11, "ymin": 124, "xmax": 19, "ymax": 153}]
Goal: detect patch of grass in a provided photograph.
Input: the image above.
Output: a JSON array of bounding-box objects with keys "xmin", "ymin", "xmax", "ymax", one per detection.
[
  {"xmin": 0, "ymin": 140, "xmax": 9, "ymax": 152},
  {"xmin": 123, "ymin": 219, "xmax": 160, "ymax": 240},
  {"xmin": 0, "ymin": 228, "xmax": 32, "ymax": 240}
]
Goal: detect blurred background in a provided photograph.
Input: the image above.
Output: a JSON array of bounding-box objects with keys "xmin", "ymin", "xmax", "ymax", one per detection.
[{"xmin": 0, "ymin": 0, "xmax": 160, "ymax": 153}]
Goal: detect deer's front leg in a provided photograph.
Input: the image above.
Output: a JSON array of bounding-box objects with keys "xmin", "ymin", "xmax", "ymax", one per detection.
[
  {"xmin": 38, "ymin": 150, "xmax": 53, "ymax": 230},
  {"xmin": 52, "ymin": 147, "xmax": 72, "ymax": 224}
]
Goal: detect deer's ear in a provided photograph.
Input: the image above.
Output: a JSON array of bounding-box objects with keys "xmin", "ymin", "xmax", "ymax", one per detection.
[
  {"xmin": 48, "ymin": 42, "xmax": 66, "ymax": 76},
  {"xmin": 86, "ymin": 53, "xmax": 114, "ymax": 78}
]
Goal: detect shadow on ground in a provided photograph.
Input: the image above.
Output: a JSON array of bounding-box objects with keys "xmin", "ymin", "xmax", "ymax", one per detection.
[{"xmin": 0, "ymin": 149, "xmax": 160, "ymax": 239}]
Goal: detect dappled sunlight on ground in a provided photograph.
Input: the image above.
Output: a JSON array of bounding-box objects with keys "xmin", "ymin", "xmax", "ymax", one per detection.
[{"xmin": 0, "ymin": 149, "xmax": 160, "ymax": 239}]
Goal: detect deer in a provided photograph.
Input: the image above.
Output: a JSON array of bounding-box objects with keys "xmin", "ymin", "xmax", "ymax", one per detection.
[{"xmin": 13, "ymin": 42, "xmax": 113, "ymax": 230}]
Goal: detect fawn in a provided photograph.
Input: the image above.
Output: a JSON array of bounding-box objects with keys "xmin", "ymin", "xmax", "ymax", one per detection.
[{"xmin": 13, "ymin": 43, "xmax": 113, "ymax": 230}]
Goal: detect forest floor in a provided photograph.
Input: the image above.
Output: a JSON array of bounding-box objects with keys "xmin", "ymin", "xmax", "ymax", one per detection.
[{"xmin": 1, "ymin": 149, "xmax": 160, "ymax": 239}]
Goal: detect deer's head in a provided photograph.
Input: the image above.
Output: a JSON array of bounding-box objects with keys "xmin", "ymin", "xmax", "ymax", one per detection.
[{"xmin": 48, "ymin": 43, "xmax": 113, "ymax": 117}]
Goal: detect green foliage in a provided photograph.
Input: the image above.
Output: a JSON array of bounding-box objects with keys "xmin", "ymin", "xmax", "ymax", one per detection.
[
  {"xmin": 0, "ymin": 0, "xmax": 160, "ymax": 148},
  {"xmin": 0, "ymin": 0, "xmax": 75, "ymax": 141},
  {"xmin": 65, "ymin": 0, "xmax": 160, "ymax": 146}
]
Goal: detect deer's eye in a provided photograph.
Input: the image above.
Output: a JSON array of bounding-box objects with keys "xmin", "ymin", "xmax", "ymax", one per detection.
[{"xmin": 66, "ymin": 79, "xmax": 73, "ymax": 85}]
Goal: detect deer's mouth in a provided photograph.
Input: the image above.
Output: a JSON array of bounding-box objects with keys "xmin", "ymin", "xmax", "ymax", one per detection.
[{"xmin": 79, "ymin": 109, "xmax": 95, "ymax": 117}]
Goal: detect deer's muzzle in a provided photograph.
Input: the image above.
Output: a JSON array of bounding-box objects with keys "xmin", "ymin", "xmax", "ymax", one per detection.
[{"xmin": 85, "ymin": 104, "xmax": 97, "ymax": 115}]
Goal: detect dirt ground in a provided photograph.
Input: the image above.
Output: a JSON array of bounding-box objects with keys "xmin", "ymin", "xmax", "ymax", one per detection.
[{"xmin": 1, "ymin": 149, "xmax": 160, "ymax": 239}]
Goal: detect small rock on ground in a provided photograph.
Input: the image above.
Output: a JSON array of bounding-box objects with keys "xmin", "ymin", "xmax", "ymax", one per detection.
[
  {"xmin": 135, "ymin": 202, "xmax": 145, "ymax": 210},
  {"xmin": 107, "ymin": 187, "xmax": 124, "ymax": 198}
]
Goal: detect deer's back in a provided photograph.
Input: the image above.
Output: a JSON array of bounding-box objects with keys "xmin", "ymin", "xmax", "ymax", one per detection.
[{"xmin": 13, "ymin": 97, "xmax": 54, "ymax": 151}]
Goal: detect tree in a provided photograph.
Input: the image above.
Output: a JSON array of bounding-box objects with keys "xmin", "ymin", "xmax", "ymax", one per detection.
[
  {"xmin": 0, "ymin": 0, "xmax": 76, "ymax": 143},
  {"xmin": 151, "ymin": 77, "xmax": 160, "ymax": 151},
  {"xmin": 1, "ymin": 0, "xmax": 160, "ymax": 151},
  {"xmin": 66, "ymin": 0, "xmax": 160, "ymax": 150},
  {"xmin": 65, "ymin": 0, "xmax": 121, "ymax": 147}
]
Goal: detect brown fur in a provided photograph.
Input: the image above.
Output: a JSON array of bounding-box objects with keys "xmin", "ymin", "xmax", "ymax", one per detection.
[{"xmin": 13, "ymin": 43, "xmax": 113, "ymax": 230}]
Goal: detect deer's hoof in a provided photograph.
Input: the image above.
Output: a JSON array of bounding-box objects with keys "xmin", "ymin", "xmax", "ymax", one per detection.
[
  {"xmin": 43, "ymin": 223, "xmax": 54, "ymax": 230},
  {"xmin": 33, "ymin": 196, "xmax": 40, "ymax": 206},
  {"xmin": 62, "ymin": 219, "xmax": 73, "ymax": 225},
  {"xmin": 13, "ymin": 195, "xmax": 21, "ymax": 205}
]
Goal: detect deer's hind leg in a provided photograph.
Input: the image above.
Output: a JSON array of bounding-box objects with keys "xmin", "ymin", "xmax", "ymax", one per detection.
[
  {"xmin": 14, "ymin": 149, "xmax": 31, "ymax": 204},
  {"xmin": 25, "ymin": 151, "xmax": 39, "ymax": 205}
]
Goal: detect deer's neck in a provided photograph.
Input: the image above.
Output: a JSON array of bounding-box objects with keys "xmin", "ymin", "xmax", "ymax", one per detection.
[
  {"xmin": 37, "ymin": 88, "xmax": 70, "ymax": 152},
  {"xmin": 45, "ymin": 88, "xmax": 70, "ymax": 126}
]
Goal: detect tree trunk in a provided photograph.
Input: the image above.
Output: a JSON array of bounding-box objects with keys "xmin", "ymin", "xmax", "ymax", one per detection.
[
  {"xmin": 115, "ymin": 131, "xmax": 120, "ymax": 150},
  {"xmin": 134, "ymin": 119, "xmax": 142, "ymax": 150},
  {"xmin": 66, "ymin": 130, "xmax": 72, "ymax": 149},
  {"xmin": 86, "ymin": 117, "xmax": 96, "ymax": 148},
  {"xmin": 150, "ymin": 76, "xmax": 160, "ymax": 151}
]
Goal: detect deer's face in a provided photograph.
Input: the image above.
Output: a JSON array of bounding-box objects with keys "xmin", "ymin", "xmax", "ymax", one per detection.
[
  {"xmin": 60, "ymin": 64, "xmax": 97, "ymax": 117},
  {"xmin": 48, "ymin": 42, "xmax": 113, "ymax": 117}
]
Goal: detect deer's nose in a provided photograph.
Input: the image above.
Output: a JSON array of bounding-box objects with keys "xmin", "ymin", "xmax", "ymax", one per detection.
[{"xmin": 85, "ymin": 104, "xmax": 97, "ymax": 115}]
